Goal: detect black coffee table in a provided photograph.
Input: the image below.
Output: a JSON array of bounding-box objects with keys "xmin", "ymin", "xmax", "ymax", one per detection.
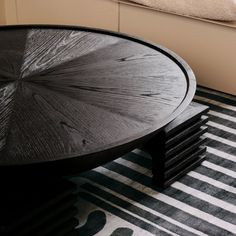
[{"xmin": 0, "ymin": 25, "xmax": 196, "ymax": 177}]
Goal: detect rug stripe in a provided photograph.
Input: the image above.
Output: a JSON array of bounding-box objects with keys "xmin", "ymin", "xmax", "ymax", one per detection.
[
  {"xmin": 104, "ymin": 162, "xmax": 151, "ymax": 184},
  {"xmin": 97, "ymin": 166, "xmax": 236, "ymax": 234},
  {"xmin": 122, "ymin": 148, "xmax": 236, "ymax": 195},
  {"xmin": 77, "ymin": 87, "xmax": 236, "ymax": 236},
  {"xmin": 179, "ymin": 175, "xmax": 236, "ymax": 206},
  {"xmin": 207, "ymin": 121, "xmax": 236, "ymax": 136},
  {"xmin": 107, "ymin": 161, "xmax": 236, "ymax": 225},
  {"xmin": 194, "ymin": 95, "xmax": 236, "ymax": 112},
  {"xmin": 207, "ymin": 147, "xmax": 236, "ymax": 163},
  {"xmin": 202, "ymin": 161, "xmax": 236, "ymax": 178},
  {"xmin": 123, "ymin": 152, "xmax": 152, "ymax": 169},
  {"xmin": 206, "ymin": 140, "xmax": 236, "ymax": 156},
  {"xmin": 132, "ymin": 149, "xmax": 152, "ymax": 159},
  {"xmin": 81, "ymin": 186, "xmax": 180, "ymax": 236},
  {"xmin": 205, "ymin": 133, "xmax": 236, "ymax": 148},
  {"xmin": 110, "ymin": 158, "xmax": 236, "ymax": 188},
  {"xmin": 78, "ymin": 191, "xmax": 174, "ymax": 236},
  {"xmin": 125, "ymin": 148, "xmax": 236, "ymax": 173},
  {"xmin": 120, "ymin": 155, "xmax": 236, "ymax": 205},
  {"xmin": 123, "ymin": 150, "xmax": 236, "ymax": 191},
  {"xmin": 196, "ymin": 90, "xmax": 236, "ymax": 106},
  {"xmin": 81, "ymin": 182, "xmax": 203, "ymax": 236},
  {"xmin": 119, "ymin": 156, "xmax": 236, "ymax": 203},
  {"xmin": 207, "ymin": 114, "xmax": 236, "ymax": 129},
  {"xmin": 115, "ymin": 158, "xmax": 152, "ymax": 177},
  {"xmin": 83, "ymin": 180, "xmax": 208, "ymax": 236},
  {"xmin": 206, "ymin": 153, "xmax": 236, "ymax": 172},
  {"xmin": 207, "ymin": 127, "xmax": 236, "ymax": 143},
  {"xmin": 118, "ymin": 157, "xmax": 236, "ymax": 204},
  {"xmin": 171, "ymin": 182, "xmax": 236, "ymax": 214},
  {"xmin": 80, "ymin": 169, "xmax": 232, "ymax": 236},
  {"xmin": 195, "ymin": 166, "xmax": 236, "ymax": 188},
  {"xmin": 193, "ymin": 99, "xmax": 236, "ymax": 117},
  {"xmin": 161, "ymin": 187, "xmax": 236, "ymax": 226},
  {"xmin": 208, "ymin": 110, "xmax": 236, "ymax": 123},
  {"xmin": 197, "ymin": 87, "xmax": 236, "ymax": 102},
  {"xmin": 188, "ymin": 171, "xmax": 236, "ymax": 195}
]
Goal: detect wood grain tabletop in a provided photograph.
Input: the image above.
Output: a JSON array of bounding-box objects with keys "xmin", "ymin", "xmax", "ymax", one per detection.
[{"xmin": 0, "ymin": 25, "xmax": 196, "ymax": 175}]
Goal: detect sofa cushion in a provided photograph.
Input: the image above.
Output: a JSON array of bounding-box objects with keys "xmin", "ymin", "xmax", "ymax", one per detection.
[{"xmin": 129, "ymin": 0, "xmax": 236, "ymax": 21}]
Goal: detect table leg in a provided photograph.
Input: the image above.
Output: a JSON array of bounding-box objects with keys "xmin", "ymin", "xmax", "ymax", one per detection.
[{"xmin": 144, "ymin": 130, "xmax": 166, "ymax": 189}]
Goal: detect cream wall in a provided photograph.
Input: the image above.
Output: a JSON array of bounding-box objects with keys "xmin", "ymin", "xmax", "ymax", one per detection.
[
  {"xmin": 3, "ymin": 0, "xmax": 119, "ymax": 31},
  {"xmin": 119, "ymin": 3, "xmax": 236, "ymax": 95},
  {"xmin": 0, "ymin": 0, "xmax": 6, "ymax": 24},
  {"xmin": 1, "ymin": 0, "xmax": 236, "ymax": 94}
]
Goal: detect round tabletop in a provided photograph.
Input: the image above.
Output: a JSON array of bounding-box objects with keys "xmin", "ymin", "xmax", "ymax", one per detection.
[{"xmin": 0, "ymin": 25, "xmax": 196, "ymax": 175}]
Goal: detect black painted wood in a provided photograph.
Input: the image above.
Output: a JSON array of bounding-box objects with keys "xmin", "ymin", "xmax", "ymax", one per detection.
[
  {"xmin": 28, "ymin": 207, "xmax": 78, "ymax": 236},
  {"xmin": 166, "ymin": 127, "xmax": 207, "ymax": 158},
  {"xmin": 67, "ymin": 230, "xmax": 80, "ymax": 236},
  {"xmin": 166, "ymin": 116, "xmax": 208, "ymax": 148},
  {"xmin": 0, "ymin": 182, "xmax": 76, "ymax": 231},
  {"xmin": 144, "ymin": 102, "xmax": 209, "ymax": 189},
  {"xmin": 165, "ymin": 147, "xmax": 206, "ymax": 179},
  {"xmin": 14, "ymin": 198, "xmax": 78, "ymax": 236},
  {"xmin": 0, "ymin": 25, "xmax": 196, "ymax": 175},
  {"xmin": 163, "ymin": 155, "xmax": 206, "ymax": 187},
  {"xmin": 165, "ymin": 101, "xmax": 209, "ymax": 137},
  {"xmin": 47, "ymin": 218, "xmax": 79, "ymax": 236},
  {"xmin": 165, "ymin": 137, "xmax": 207, "ymax": 168},
  {"xmin": 0, "ymin": 178, "xmax": 78, "ymax": 236}
]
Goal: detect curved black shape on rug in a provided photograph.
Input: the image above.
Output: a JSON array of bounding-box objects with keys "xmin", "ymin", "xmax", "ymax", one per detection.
[{"xmin": 77, "ymin": 210, "xmax": 134, "ymax": 236}]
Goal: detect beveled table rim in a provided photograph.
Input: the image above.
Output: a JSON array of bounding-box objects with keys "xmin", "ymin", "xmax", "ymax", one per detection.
[{"xmin": 0, "ymin": 24, "xmax": 196, "ymax": 175}]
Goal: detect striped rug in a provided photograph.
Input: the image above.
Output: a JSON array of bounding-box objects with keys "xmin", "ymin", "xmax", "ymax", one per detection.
[{"xmin": 74, "ymin": 87, "xmax": 236, "ymax": 236}]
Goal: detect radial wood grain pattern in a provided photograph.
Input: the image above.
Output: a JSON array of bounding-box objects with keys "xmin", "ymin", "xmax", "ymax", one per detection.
[{"xmin": 0, "ymin": 25, "xmax": 196, "ymax": 174}]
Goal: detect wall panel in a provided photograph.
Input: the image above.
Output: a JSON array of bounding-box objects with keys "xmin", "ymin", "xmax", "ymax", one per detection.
[
  {"xmin": 0, "ymin": 0, "xmax": 6, "ymax": 24},
  {"xmin": 120, "ymin": 3, "xmax": 236, "ymax": 95},
  {"xmin": 15, "ymin": 0, "xmax": 119, "ymax": 31}
]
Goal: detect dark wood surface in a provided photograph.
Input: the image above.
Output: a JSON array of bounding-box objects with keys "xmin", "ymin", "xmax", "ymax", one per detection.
[
  {"xmin": 0, "ymin": 178, "xmax": 77, "ymax": 234},
  {"xmin": 144, "ymin": 102, "xmax": 209, "ymax": 188},
  {"xmin": 0, "ymin": 25, "xmax": 196, "ymax": 175}
]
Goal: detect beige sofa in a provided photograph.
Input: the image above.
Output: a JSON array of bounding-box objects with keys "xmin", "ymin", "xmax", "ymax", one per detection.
[
  {"xmin": 118, "ymin": 0, "xmax": 236, "ymax": 95},
  {"xmin": 1, "ymin": 0, "xmax": 236, "ymax": 95}
]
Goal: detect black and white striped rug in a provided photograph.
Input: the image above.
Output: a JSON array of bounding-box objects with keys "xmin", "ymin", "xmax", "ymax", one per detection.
[{"xmin": 74, "ymin": 87, "xmax": 236, "ymax": 236}]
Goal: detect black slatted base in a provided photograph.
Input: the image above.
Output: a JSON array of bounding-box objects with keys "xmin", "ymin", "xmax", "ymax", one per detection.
[
  {"xmin": 144, "ymin": 102, "xmax": 209, "ymax": 189},
  {"xmin": 0, "ymin": 178, "xmax": 79, "ymax": 236}
]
